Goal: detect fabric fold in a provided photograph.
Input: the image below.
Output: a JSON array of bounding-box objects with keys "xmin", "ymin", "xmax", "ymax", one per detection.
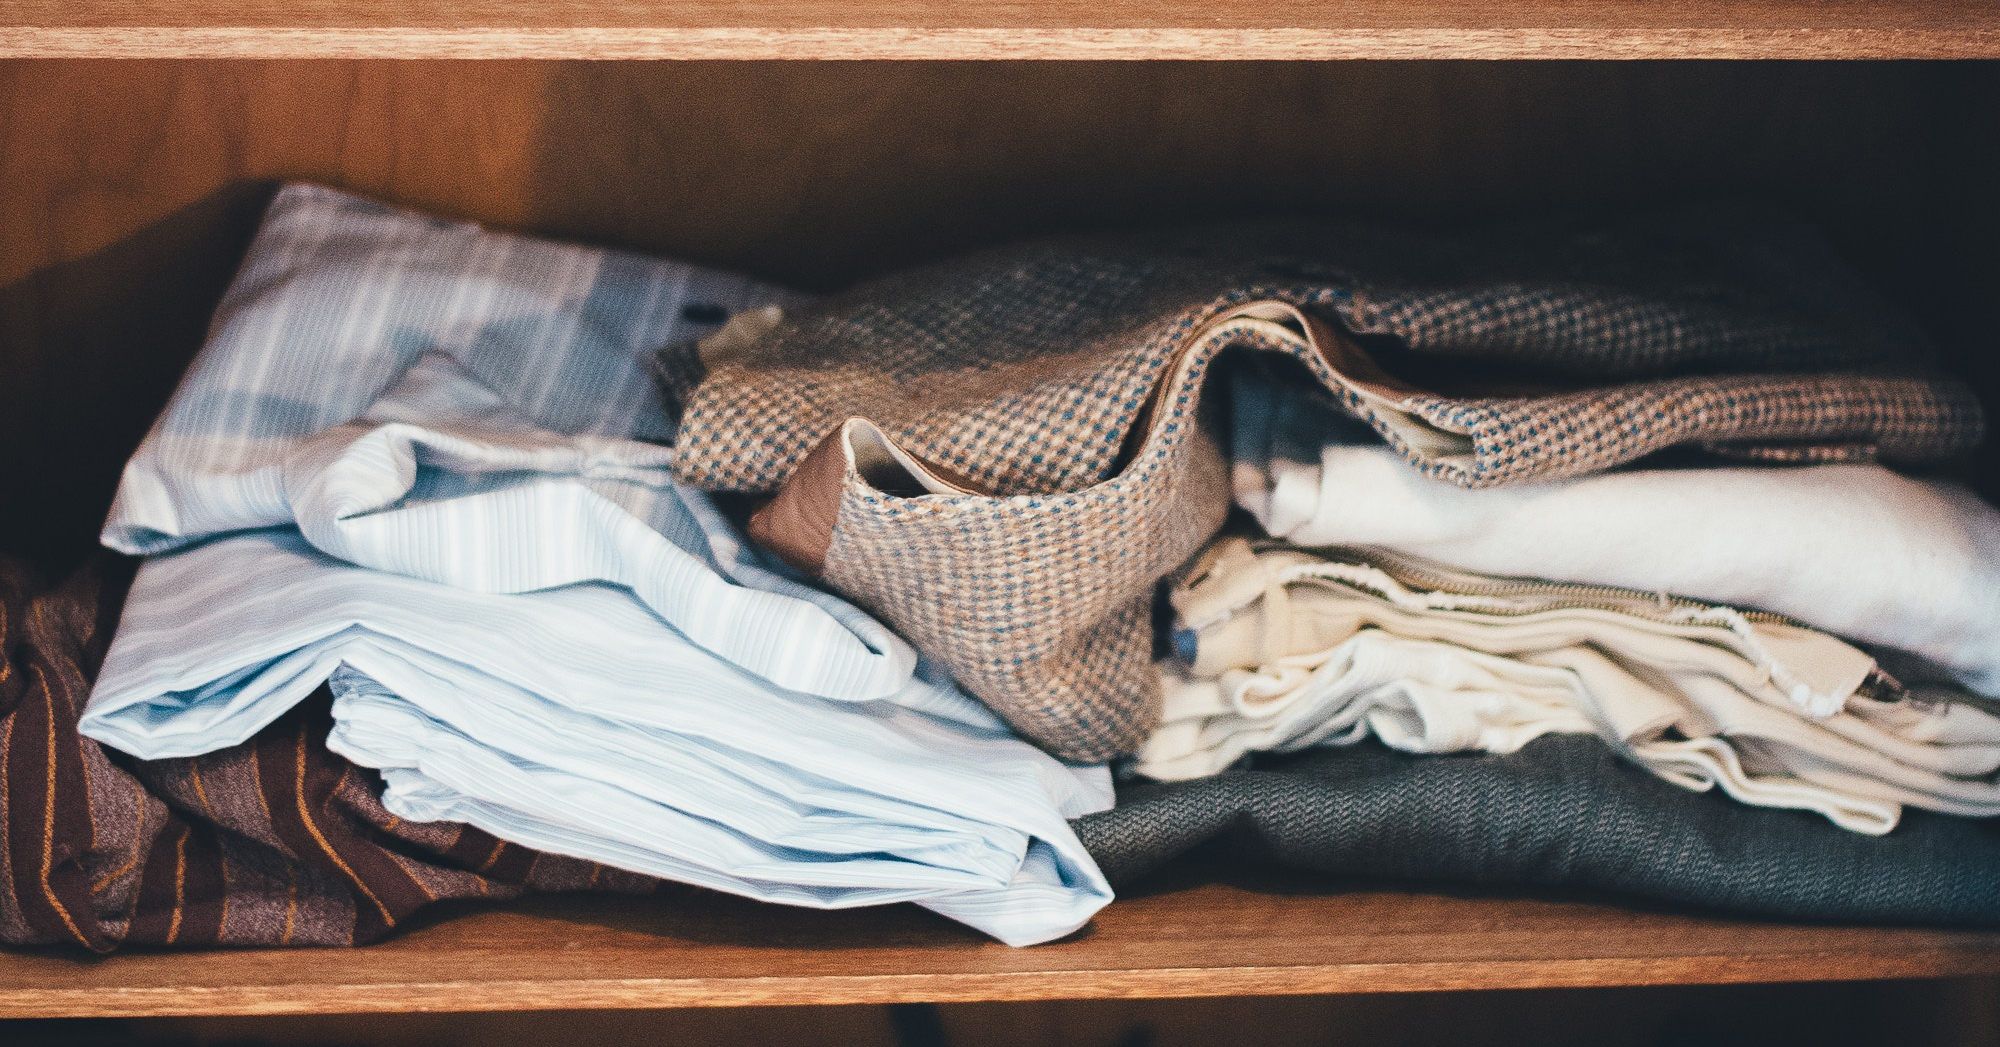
[
  {"xmin": 1231, "ymin": 368, "xmax": 2000, "ymax": 698},
  {"xmin": 0, "ymin": 552, "xmax": 661, "ymax": 951},
  {"xmin": 674, "ymin": 212, "xmax": 1980, "ymax": 496},
  {"xmin": 81, "ymin": 184, "xmax": 1115, "ymax": 947},
  {"xmin": 1142, "ymin": 538, "xmax": 2000, "ymax": 834},
  {"xmin": 1076, "ymin": 737, "xmax": 2000, "ymax": 928},
  {"xmin": 672, "ymin": 215, "xmax": 1980, "ymax": 759}
]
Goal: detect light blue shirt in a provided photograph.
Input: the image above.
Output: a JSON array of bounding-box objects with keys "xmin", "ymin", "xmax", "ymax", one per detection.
[{"xmin": 83, "ymin": 184, "xmax": 1114, "ymax": 946}]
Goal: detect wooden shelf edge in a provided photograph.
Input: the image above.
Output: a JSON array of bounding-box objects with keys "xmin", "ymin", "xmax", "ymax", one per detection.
[
  {"xmin": 4, "ymin": 27, "xmax": 2000, "ymax": 60},
  {"xmin": 7, "ymin": 950, "xmax": 2000, "ymax": 1018}
]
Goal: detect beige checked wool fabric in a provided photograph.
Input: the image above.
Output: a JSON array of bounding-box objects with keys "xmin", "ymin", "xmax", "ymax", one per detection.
[
  {"xmin": 672, "ymin": 214, "xmax": 1983, "ymax": 494},
  {"xmin": 668, "ymin": 214, "xmax": 1985, "ymax": 761},
  {"xmin": 748, "ymin": 309, "xmax": 1314, "ymax": 761}
]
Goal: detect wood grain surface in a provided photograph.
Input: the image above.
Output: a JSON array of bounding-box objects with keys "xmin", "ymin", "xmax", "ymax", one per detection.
[
  {"xmin": 6, "ymin": 875, "xmax": 2000, "ymax": 1017},
  {"xmin": 0, "ymin": 60, "xmax": 1974, "ymax": 310},
  {"xmin": 85, "ymin": 976, "xmax": 2000, "ymax": 1047},
  {"xmin": 2, "ymin": 0, "xmax": 1999, "ymax": 59}
]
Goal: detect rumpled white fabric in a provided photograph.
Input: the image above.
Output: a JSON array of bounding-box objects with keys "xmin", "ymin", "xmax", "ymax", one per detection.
[
  {"xmin": 1141, "ymin": 538, "xmax": 2000, "ymax": 835},
  {"xmin": 1230, "ymin": 372, "xmax": 2000, "ymax": 698},
  {"xmin": 83, "ymin": 184, "xmax": 1114, "ymax": 946}
]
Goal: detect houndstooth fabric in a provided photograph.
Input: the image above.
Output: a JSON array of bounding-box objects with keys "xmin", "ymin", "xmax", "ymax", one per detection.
[
  {"xmin": 668, "ymin": 212, "xmax": 1983, "ymax": 760},
  {"xmin": 1375, "ymin": 370, "xmax": 1981, "ymax": 485},
  {"xmin": 672, "ymin": 211, "xmax": 1981, "ymax": 494},
  {"xmin": 811, "ymin": 317, "xmax": 1309, "ymax": 761}
]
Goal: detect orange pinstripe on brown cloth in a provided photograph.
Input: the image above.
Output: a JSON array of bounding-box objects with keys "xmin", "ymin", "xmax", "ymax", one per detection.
[{"xmin": 0, "ymin": 553, "xmax": 659, "ymax": 951}]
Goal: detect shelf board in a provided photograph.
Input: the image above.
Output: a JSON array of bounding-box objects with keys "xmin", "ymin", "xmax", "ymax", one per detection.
[
  {"xmin": 3, "ymin": 0, "xmax": 2000, "ymax": 60},
  {"xmin": 6, "ymin": 871, "xmax": 2000, "ymax": 1018}
]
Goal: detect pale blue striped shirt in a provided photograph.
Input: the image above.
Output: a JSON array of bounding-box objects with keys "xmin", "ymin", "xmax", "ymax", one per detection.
[{"xmin": 83, "ymin": 184, "xmax": 1114, "ymax": 946}]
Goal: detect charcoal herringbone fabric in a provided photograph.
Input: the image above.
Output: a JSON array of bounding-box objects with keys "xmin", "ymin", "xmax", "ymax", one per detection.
[
  {"xmin": 1074, "ymin": 737, "xmax": 2000, "ymax": 926},
  {"xmin": 0, "ymin": 553, "xmax": 657, "ymax": 952},
  {"xmin": 670, "ymin": 213, "xmax": 1982, "ymax": 762}
]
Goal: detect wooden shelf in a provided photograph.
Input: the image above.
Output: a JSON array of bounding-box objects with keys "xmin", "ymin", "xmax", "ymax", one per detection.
[
  {"xmin": 6, "ymin": 871, "xmax": 2000, "ymax": 1018},
  {"xmin": 3, "ymin": 0, "xmax": 1999, "ymax": 60}
]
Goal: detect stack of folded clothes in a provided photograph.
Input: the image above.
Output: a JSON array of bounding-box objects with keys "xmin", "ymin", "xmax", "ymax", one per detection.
[
  {"xmin": 8, "ymin": 184, "xmax": 2000, "ymax": 953},
  {"xmin": 1146, "ymin": 356, "xmax": 2000, "ymax": 832},
  {"xmin": 1142, "ymin": 536, "xmax": 2000, "ymax": 834},
  {"xmin": 667, "ymin": 206, "xmax": 2000, "ymax": 925},
  {"xmin": 672, "ymin": 210, "xmax": 1983, "ymax": 766}
]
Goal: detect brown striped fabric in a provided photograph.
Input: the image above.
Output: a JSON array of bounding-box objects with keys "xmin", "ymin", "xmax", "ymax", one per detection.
[{"xmin": 0, "ymin": 553, "xmax": 658, "ymax": 952}]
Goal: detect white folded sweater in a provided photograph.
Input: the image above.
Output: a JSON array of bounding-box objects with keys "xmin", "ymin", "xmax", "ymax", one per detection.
[{"xmin": 1231, "ymin": 375, "xmax": 2000, "ymax": 697}]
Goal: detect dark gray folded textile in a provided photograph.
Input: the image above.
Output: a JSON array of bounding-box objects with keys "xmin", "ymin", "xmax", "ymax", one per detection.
[{"xmin": 1073, "ymin": 736, "xmax": 2000, "ymax": 926}]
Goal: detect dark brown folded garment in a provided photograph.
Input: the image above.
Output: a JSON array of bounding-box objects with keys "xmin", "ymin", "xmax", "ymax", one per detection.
[{"xmin": 0, "ymin": 553, "xmax": 659, "ymax": 951}]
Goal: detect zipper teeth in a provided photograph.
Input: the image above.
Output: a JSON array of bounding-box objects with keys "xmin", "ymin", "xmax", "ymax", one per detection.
[{"xmin": 1258, "ymin": 540, "xmax": 1801, "ymax": 628}]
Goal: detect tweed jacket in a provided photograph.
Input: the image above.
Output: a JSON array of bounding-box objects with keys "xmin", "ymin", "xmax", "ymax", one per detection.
[{"xmin": 667, "ymin": 211, "xmax": 1983, "ymax": 762}]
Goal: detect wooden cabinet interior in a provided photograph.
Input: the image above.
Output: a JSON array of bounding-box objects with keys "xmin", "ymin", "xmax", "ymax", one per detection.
[{"xmin": 3, "ymin": 53, "xmax": 2000, "ymax": 1019}]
